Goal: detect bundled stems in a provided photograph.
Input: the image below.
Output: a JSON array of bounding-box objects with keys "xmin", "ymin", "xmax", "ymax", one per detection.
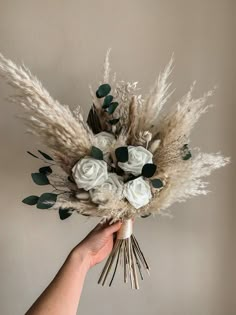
[{"xmin": 98, "ymin": 219, "xmax": 150, "ymax": 289}]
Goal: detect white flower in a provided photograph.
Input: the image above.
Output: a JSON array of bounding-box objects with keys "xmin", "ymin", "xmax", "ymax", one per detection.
[
  {"xmin": 94, "ymin": 132, "xmax": 115, "ymax": 154},
  {"xmin": 90, "ymin": 173, "xmax": 124, "ymax": 204},
  {"xmin": 72, "ymin": 157, "xmax": 108, "ymax": 191},
  {"xmin": 118, "ymin": 146, "xmax": 153, "ymax": 176},
  {"xmin": 124, "ymin": 177, "xmax": 152, "ymax": 209}
]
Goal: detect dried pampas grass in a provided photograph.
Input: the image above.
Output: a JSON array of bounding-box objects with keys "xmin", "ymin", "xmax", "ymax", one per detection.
[{"xmin": 0, "ymin": 53, "xmax": 93, "ymax": 170}]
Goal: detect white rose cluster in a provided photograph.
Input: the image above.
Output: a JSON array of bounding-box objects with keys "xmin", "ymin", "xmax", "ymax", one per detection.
[
  {"xmin": 72, "ymin": 157, "xmax": 108, "ymax": 191},
  {"xmin": 90, "ymin": 173, "xmax": 123, "ymax": 204},
  {"xmin": 123, "ymin": 177, "xmax": 152, "ymax": 209},
  {"xmin": 72, "ymin": 140, "xmax": 154, "ymax": 209}
]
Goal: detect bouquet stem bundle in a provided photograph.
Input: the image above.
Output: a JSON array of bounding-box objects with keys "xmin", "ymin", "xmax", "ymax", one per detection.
[{"xmin": 98, "ymin": 219, "xmax": 150, "ymax": 289}]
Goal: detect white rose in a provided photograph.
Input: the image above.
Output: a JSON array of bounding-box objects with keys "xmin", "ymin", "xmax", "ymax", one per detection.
[
  {"xmin": 90, "ymin": 173, "xmax": 124, "ymax": 204},
  {"xmin": 118, "ymin": 146, "xmax": 153, "ymax": 176},
  {"xmin": 72, "ymin": 157, "xmax": 108, "ymax": 191},
  {"xmin": 123, "ymin": 177, "xmax": 152, "ymax": 209},
  {"xmin": 94, "ymin": 132, "xmax": 115, "ymax": 154}
]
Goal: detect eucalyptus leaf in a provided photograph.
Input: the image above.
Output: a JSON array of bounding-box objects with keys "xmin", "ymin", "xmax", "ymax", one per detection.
[
  {"xmin": 106, "ymin": 102, "xmax": 119, "ymax": 114},
  {"xmin": 31, "ymin": 172, "xmax": 50, "ymax": 185},
  {"xmin": 141, "ymin": 213, "xmax": 151, "ymax": 218},
  {"xmin": 181, "ymin": 144, "xmax": 192, "ymax": 160},
  {"xmin": 37, "ymin": 193, "xmax": 57, "ymax": 209},
  {"xmin": 59, "ymin": 207, "xmax": 73, "ymax": 220},
  {"xmin": 91, "ymin": 146, "xmax": 103, "ymax": 160},
  {"xmin": 115, "ymin": 147, "xmax": 128, "ymax": 163},
  {"xmin": 141, "ymin": 163, "xmax": 157, "ymax": 178},
  {"xmin": 27, "ymin": 151, "xmax": 39, "ymax": 159},
  {"xmin": 39, "ymin": 166, "xmax": 52, "ymax": 175},
  {"xmin": 96, "ymin": 84, "xmax": 111, "ymax": 98},
  {"xmin": 151, "ymin": 178, "xmax": 163, "ymax": 189},
  {"xmin": 38, "ymin": 150, "xmax": 54, "ymax": 161},
  {"xmin": 102, "ymin": 95, "xmax": 113, "ymax": 108},
  {"xmin": 108, "ymin": 118, "xmax": 120, "ymax": 125},
  {"xmin": 22, "ymin": 195, "xmax": 39, "ymax": 205}
]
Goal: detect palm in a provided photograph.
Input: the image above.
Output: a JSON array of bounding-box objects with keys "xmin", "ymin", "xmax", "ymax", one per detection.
[{"xmin": 78, "ymin": 221, "xmax": 121, "ymax": 268}]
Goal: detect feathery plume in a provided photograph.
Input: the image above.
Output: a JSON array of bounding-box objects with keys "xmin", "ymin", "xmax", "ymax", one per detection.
[
  {"xmin": 138, "ymin": 54, "xmax": 174, "ymax": 132},
  {"xmin": 0, "ymin": 53, "xmax": 93, "ymax": 166}
]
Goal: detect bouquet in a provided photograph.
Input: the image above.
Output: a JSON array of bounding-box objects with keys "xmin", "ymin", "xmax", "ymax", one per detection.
[{"xmin": 0, "ymin": 50, "xmax": 229, "ymax": 289}]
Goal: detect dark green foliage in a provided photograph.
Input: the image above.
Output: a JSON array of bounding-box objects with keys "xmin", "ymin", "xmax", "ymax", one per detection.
[
  {"xmin": 91, "ymin": 146, "xmax": 103, "ymax": 160},
  {"xmin": 141, "ymin": 213, "xmax": 151, "ymax": 218},
  {"xmin": 141, "ymin": 163, "xmax": 157, "ymax": 178},
  {"xmin": 115, "ymin": 147, "xmax": 128, "ymax": 163},
  {"xmin": 181, "ymin": 144, "xmax": 192, "ymax": 160},
  {"xmin": 87, "ymin": 105, "xmax": 102, "ymax": 134},
  {"xmin": 106, "ymin": 102, "xmax": 119, "ymax": 114},
  {"xmin": 102, "ymin": 95, "xmax": 113, "ymax": 108},
  {"xmin": 38, "ymin": 150, "xmax": 54, "ymax": 161},
  {"xmin": 31, "ymin": 173, "xmax": 50, "ymax": 185},
  {"xmin": 108, "ymin": 118, "xmax": 120, "ymax": 125},
  {"xmin": 22, "ymin": 195, "xmax": 39, "ymax": 205},
  {"xmin": 151, "ymin": 178, "xmax": 164, "ymax": 189},
  {"xmin": 37, "ymin": 193, "xmax": 57, "ymax": 209},
  {"xmin": 27, "ymin": 151, "xmax": 39, "ymax": 159},
  {"xmin": 39, "ymin": 166, "xmax": 52, "ymax": 175},
  {"xmin": 96, "ymin": 84, "xmax": 111, "ymax": 98},
  {"xmin": 59, "ymin": 207, "xmax": 73, "ymax": 220}
]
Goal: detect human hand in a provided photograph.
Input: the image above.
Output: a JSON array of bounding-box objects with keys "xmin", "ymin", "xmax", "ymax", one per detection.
[{"xmin": 72, "ymin": 220, "xmax": 122, "ymax": 270}]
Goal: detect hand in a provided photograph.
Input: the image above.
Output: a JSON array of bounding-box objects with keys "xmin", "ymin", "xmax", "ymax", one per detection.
[{"xmin": 72, "ymin": 220, "xmax": 122, "ymax": 270}]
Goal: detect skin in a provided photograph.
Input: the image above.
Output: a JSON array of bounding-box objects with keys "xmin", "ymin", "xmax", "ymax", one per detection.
[{"xmin": 25, "ymin": 220, "xmax": 122, "ymax": 315}]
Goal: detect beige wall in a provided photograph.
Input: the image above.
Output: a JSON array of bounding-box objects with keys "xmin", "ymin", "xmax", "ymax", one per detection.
[{"xmin": 0, "ymin": 1, "xmax": 234, "ymax": 314}]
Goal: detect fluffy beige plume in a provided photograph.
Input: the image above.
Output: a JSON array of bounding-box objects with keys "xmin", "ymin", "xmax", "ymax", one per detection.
[
  {"xmin": 137, "ymin": 54, "xmax": 174, "ymax": 132},
  {"xmin": 151, "ymin": 82, "xmax": 215, "ymax": 167},
  {"xmin": 115, "ymin": 81, "xmax": 142, "ymax": 128},
  {"xmin": 146, "ymin": 152, "xmax": 230, "ymax": 215},
  {"xmin": 155, "ymin": 82, "xmax": 214, "ymax": 145},
  {"xmin": 103, "ymin": 48, "xmax": 111, "ymax": 83},
  {"xmin": 0, "ymin": 53, "xmax": 93, "ymax": 170}
]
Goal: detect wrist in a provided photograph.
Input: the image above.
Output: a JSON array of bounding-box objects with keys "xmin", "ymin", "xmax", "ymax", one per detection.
[{"xmin": 68, "ymin": 245, "xmax": 91, "ymax": 273}]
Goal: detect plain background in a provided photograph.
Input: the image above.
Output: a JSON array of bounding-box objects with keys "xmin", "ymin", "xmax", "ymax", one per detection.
[{"xmin": 0, "ymin": 1, "xmax": 235, "ymax": 314}]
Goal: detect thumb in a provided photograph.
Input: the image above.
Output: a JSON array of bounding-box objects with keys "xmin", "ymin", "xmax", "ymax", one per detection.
[{"xmin": 104, "ymin": 221, "xmax": 122, "ymax": 236}]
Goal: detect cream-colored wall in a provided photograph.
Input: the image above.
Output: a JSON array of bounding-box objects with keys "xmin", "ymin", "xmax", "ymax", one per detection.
[{"xmin": 0, "ymin": 1, "xmax": 234, "ymax": 314}]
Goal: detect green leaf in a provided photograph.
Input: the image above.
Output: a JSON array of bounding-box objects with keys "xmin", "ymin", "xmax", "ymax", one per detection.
[
  {"xmin": 108, "ymin": 118, "xmax": 120, "ymax": 125},
  {"xmin": 91, "ymin": 146, "xmax": 103, "ymax": 160},
  {"xmin": 106, "ymin": 102, "xmax": 119, "ymax": 114},
  {"xmin": 102, "ymin": 95, "xmax": 113, "ymax": 108},
  {"xmin": 22, "ymin": 195, "xmax": 39, "ymax": 205},
  {"xmin": 38, "ymin": 150, "xmax": 54, "ymax": 161},
  {"xmin": 181, "ymin": 144, "xmax": 192, "ymax": 160},
  {"xmin": 115, "ymin": 147, "xmax": 128, "ymax": 163},
  {"xmin": 96, "ymin": 84, "xmax": 111, "ymax": 98},
  {"xmin": 141, "ymin": 213, "xmax": 151, "ymax": 218},
  {"xmin": 151, "ymin": 178, "xmax": 163, "ymax": 189},
  {"xmin": 141, "ymin": 163, "xmax": 157, "ymax": 178},
  {"xmin": 37, "ymin": 193, "xmax": 57, "ymax": 209},
  {"xmin": 39, "ymin": 166, "xmax": 52, "ymax": 175},
  {"xmin": 27, "ymin": 151, "xmax": 39, "ymax": 159},
  {"xmin": 31, "ymin": 173, "xmax": 50, "ymax": 185},
  {"xmin": 59, "ymin": 207, "xmax": 73, "ymax": 220}
]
